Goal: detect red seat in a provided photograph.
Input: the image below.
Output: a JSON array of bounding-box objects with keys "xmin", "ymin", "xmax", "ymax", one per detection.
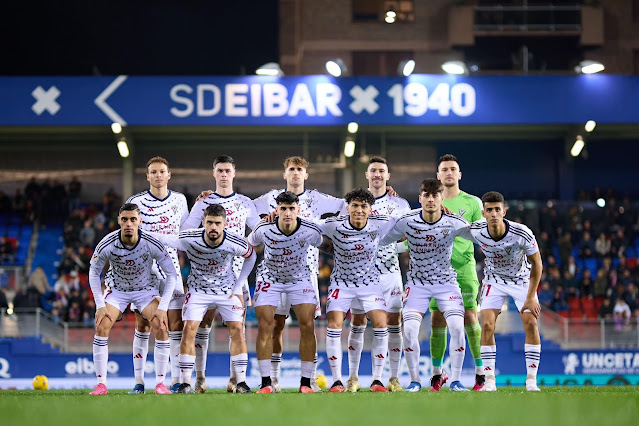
[
  {"xmin": 558, "ymin": 311, "xmax": 569, "ymax": 318},
  {"xmin": 569, "ymin": 310, "xmax": 584, "ymax": 320},
  {"xmin": 584, "ymin": 309, "xmax": 598, "ymax": 319},
  {"xmin": 581, "ymin": 297, "xmax": 595, "ymax": 311},
  {"xmin": 568, "ymin": 298, "xmax": 581, "ymax": 310},
  {"xmin": 594, "ymin": 297, "xmax": 605, "ymax": 311}
]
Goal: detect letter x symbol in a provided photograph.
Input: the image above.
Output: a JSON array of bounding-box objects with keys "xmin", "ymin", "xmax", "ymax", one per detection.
[
  {"xmin": 32, "ymin": 86, "xmax": 61, "ymax": 116},
  {"xmin": 349, "ymin": 85, "xmax": 379, "ymax": 114}
]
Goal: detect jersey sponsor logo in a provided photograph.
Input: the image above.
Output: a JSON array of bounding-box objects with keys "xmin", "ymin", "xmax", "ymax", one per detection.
[
  {"xmin": 160, "ymin": 216, "xmax": 169, "ymax": 223},
  {"xmin": 303, "ymin": 288, "xmax": 314, "ymax": 293},
  {"xmin": 338, "ymin": 231, "xmax": 349, "ymax": 238},
  {"xmin": 208, "ymin": 259, "xmax": 219, "ymax": 265},
  {"xmin": 231, "ymin": 305, "xmax": 244, "ymax": 311},
  {"xmin": 449, "ymin": 295, "xmax": 462, "ymax": 300},
  {"xmin": 424, "ymin": 234, "xmax": 436, "ymax": 242},
  {"xmin": 125, "ymin": 259, "xmax": 135, "ymax": 266},
  {"xmin": 148, "ymin": 207, "xmax": 154, "ymax": 212},
  {"xmin": 271, "ymin": 239, "xmax": 279, "ymax": 245},
  {"xmin": 114, "ymin": 255, "xmax": 122, "ymax": 261},
  {"xmin": 195, "ymin": 250, "xmax": 204, "ymax": 255},
  {"xmin": 493, "ymin": 253, "xmax": 504, "ymax": 259},
  {"xmin": 354, "ymin": 244, "xmax": 365, "ymax": 251},
  {"xmin": 282, "ymin": 248, "xmax": 293, "ymax": 255},
  {"xmin": 226, "ymin": 209, "xmax": 234, "ymax": 216},
  {"xmin": 459, "ymin": 208, "xmax": 466, "ymax": 216}
]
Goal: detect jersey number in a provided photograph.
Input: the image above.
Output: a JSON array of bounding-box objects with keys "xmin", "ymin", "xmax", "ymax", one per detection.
[
  {"xmin": 329, "ymin": 289, "xmax": 340, "ymax": 299},
  {"xmin": 483, "ymin": 285, "xmax": 492, "ymax": 297},
  {"xmin": 184, "ymin": 293, "xmax": 191, "ymax": 305},
  {"xmin": 256, "ymin": 281, "xmax": 271, "ymax": 293}
]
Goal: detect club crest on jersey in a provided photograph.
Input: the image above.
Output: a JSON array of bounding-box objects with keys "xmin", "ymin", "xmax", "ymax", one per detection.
[
  {"xmin": 505, "ymin": 247, "xmax": 512, "ymax": 255},
  {"xmin": 370, "ymin": 232, "xmax": 378, "ymax": 241},
  {"xmin": 304, "ymin": 199, "xmax": 313, "ymax": 208},
  {"xmin": 459, "ymin": 208, "xmax": 466, "ymax": 216},
  {"xmin": 171, "ymin": 204, "xmax": 179, "ymax": 214},
  {"xmin": 386, "ymin": 206, "xmax": 395, "ymax": 215},
  {"xmin": 221, "ymin": 253, "xmax": 228, "ymax": 260},
  {"xmin": 442, "ymin": 229, "xmax": 451, "ymax": 236},
  {"xmin": 298, "ymin": 241, "xmax": 306, "ymax": 248},
  {"xmin": 142, "ymin": 253, "xmax": 149, "ymax": 262},
  {"xmin": 234, "ymin": 203, "xmax": 241, "ymax": 210}
]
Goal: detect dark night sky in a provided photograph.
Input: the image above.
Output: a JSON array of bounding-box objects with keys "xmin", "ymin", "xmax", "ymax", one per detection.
[{"xmin": 3, "ymin": 0, "xmax": 280, "ymax": 76}]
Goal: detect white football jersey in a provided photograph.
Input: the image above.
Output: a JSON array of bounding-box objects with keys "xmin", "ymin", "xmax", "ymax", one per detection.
[
  {"xmin": 370, "ymin": 192, "xmax": 411, "ymax": 274},
  {"xmin": 126, "ymin": 190, "xmax": 189, "ymax": 276},
  {"xmin": 183, "ymin": 192, "xmax": 259, "ymax": 276},
  {"xmin": 380, "ymin": 210, "xmax": 472, "ymax": 286},
  {"xmin": 253, "ymin": 188, "xmax": 346, "ymax": 274},
  {"xmin": 90, "ymin": 230, "xmax": 174, "ymax": 294},
  {"xmin": 470, "ymin": 219, "xmax": 539, "ymax": 287},
  {"xmin": 248, "ymin": 218, "xmax": 323, "ymax": 283},
  {"xmin": 318, "ymin": 215, "xmax": 394, "ymax": 288},
  {"xmin": 174, "ymin": 229, "xmax": 254, "ymax": 294}
]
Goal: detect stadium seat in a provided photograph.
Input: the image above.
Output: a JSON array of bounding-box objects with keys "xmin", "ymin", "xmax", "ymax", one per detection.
[
  {"xmin": 568, "ymin": 298, "xmax": 581, "ymax": 311},
  {"xmin": 569, "ymin": 310, "xmax": 584, "ymax": 320},
  {"xmin": 594, "ymin": 297, "xmax": 605, "ymax": 311}
]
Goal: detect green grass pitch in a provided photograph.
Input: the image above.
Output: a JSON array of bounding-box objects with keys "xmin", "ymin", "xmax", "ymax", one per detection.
[{"xmin": 2, "ymin": 387, "xmax": 637, "ymax": 426}]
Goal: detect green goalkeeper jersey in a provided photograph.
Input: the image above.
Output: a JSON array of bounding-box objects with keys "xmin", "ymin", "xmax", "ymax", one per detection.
[{"xmin": 442, "ymin": 190, "xmax": 483, "ymax": 270}]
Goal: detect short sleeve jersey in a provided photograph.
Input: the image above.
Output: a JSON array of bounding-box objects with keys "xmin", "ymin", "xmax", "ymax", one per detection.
[
  {"xmin": 381, "ymin": 210, "xmax": 472, "ymax": 287},
  {"xmin": 470, "ymin": 219, "xmax": 539, "ymax": 287},
  {"xmin": 247, "ymin": 218, "xmax": 323, "ymax": 283},
  {"xmin": 126, "ymin": 190, "xmax": 189, "ymax": 276},
  {"xmin": 442, "ymin": 191, "xmax": 483, "ymax": 269},
  {"xmin": 253, "ymin": 188, "xmax": 346, "ymax": 274},
  {"xmin": 370, "ymin": 192, "xmax": 411, "ymax": 274},
  {"xmin": 177, "ymin": 229, "xmax": 254, "ymax": 294},
  {"xmin": 90, "ymin": 230, "xmax": 172, "ymax": 292},
  {"xmin": 318, "ymin": 215, "xmax": 393, "ymax": 288},
  {"xmin": 183, "ymin": 192, "xmax": 259, "ymax": 276}
]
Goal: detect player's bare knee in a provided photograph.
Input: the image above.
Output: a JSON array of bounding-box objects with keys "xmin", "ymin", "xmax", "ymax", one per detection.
[
  {"xmin": 464, "ymin": 309, "xmax": 478, "ymax": 325},
  {"xmin": 522, "ymin": 314, "xmax": 538, "ymax": 333},
  {"xmin": 273, "ymin": 315, "xmax": 286, "ymax": 333},
  {"xmin": 351, "ymin": 313, "xmax": 367, "ymax": 327},
  {"xmin": 431, "ymin": 311, "xmax": 447, "ymax": 327}
]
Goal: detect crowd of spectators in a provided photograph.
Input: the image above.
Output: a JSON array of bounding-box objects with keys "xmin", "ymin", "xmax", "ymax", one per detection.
[{"xmin": 3, "ymin": 183, "xmax": 639, "ymax": 331}]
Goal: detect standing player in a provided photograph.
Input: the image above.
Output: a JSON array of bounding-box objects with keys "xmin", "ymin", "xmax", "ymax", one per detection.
[
  {"xmin": 253, "ymin": 156, "xmax": 345, "ymax": 392},
  {"xmin": 429, "ymin": 154, "xmax": 485, "ymax": 391},
  {"xmin": 319, "ymin": 188, "xmax": 394, "ymax": 393},
  {"xmin": 472, "ymin": 192, "xmax": 543, "ymax": 392},
  {"xmin": 152, "ymin": 204, "xmax": 257, "ymax": 394},
  {"xmin": 248, "ymin": 192, "xmax": 324, "ymax": 393},
  {"xmin": 88, "ymin": 203, "xmax": 178, "ymax": 395},
  {"xmin": 380, "ymin": 179, "xmax": 474, "ymax": 392},
  {"xmin": 126, "ymin": 156, "xmax": 189, "ymax": 394},
  {"xmin": 345, "ymin": 156, "xmax": 410, "ymax": 392},
  {"xmin": 181, "ymin": 155, "xmax": 259, "ymax": 393}
]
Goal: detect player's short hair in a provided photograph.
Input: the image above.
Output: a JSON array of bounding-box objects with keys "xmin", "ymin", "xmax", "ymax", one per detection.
[
  {"xmin": 146, "ymin": 156, "xmax": 169, "ymax": 169},
  {"xmin": 419, "ymin": 178, "xmax": 444, "ymax": 195},
  {"xmin": 283, "ymin": 156, "xmax": 309, "ymax": 169},
  {"xmin": 481, "ymin": 191, "xmax": 505, "ymax": 205},
  {"xmin": 368, "ymin": 155, "xmax": 387, "ymax": 166},
  {"xmin": 213, "ymin": 155, "xmax": 235, "ymax": 169},
  {"xmin": 276, "ymin": 191, "xmax": 299, "ymax": 205},
  {"xmin": 437, "ymin": 154, "xmax": 459, "ymax": 168},
  {"xmin": 345, "ymin": 188, "xmax": 375, "ymax": 206},
  {"xmin": 204, "ymin": 204, "xmax": 226, "ymax": 219},
  {"xmin": 119, "ymin": 203, "xmax": 140, "ymax": 215}
]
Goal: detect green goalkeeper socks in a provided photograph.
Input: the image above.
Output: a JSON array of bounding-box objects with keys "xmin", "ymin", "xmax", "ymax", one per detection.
[
  {"xmin": 430, "ymin": 326, "xmax": 447, "ymax": 367},
  {"xmin": 465, "ymin": 321, "xmax": 483, "ymax": 368}
]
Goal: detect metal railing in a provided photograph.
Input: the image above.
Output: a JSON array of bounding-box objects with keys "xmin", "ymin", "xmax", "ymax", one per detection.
[
  {"xmin": 540, "ymin": 310, "xmax": 639, "ymax": 349},
  {"xmin": 474, "ymin": 5, "xmax": 582, "ymax": 32},
  {"xmin": 0, "ymin": 307, "xmax": 69, "ymax": 351}
]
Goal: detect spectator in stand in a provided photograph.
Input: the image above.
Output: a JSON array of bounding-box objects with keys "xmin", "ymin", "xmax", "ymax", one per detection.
[
  {"xmin": 12, "ymin": 189, "xmax": 25, "ymax": 217},
  {"xmin": 68, "ymin": 176, "xmax": 82, "ymax": 212},
  {"xmin": 558, "ymin": 232, "xmax": 573, "ymax": 267},
  {"xmin": 595, "ymin": 232, "xmax": 611, "ymax": 258},
  {"xmin": 54, "ymin": 270, "xmax": 82, "ymax": 296},
  {"xmin": 551, "ymin": 286, "xmax": 568, "ymax": 312},
  {"xmin": 67, "ymin": 300, "xmax": 83, "ymax": 324},
  {"xmin": 78, "ymin": 219, "xmax": 96, "ymax": 248},
  {"xmin": 579, "ymin": 231, "xmax": 596, "ymax": 259},
  {"xmin": 564, "ymin": 255, "xmax": 578, "ymax": 277},
  {"xmin": 562, "ymin": 270, "xmax": 580, "ymax": 299},
  {"xmin": 58, "ymin": 246, "xmax": 86, "ymax": 275},
  {"xmin": 620, "ymin": 270, "xmax": 633, "ymax": 289},
  {"xmin": 593, "ymin": 268, "xmax": 610, "ymax": 299},
  {"xmin": 27, "ymin": 266, "xmax": 51, "ymax": 295},
  {"xmin": 580, "ymin": 269, "xmax": 593, "ymax": 298},
  {"xmin": 623, "ymin": 283, "xmax": 638, "ymax": 312},
  {"xmin": 537, "ymin": 231, "xmax": 551, "ymax": 261},
  {"xmin": 0, "ymin": 236, "xmax": 15, "ymax": 265},
  {"xmin": 52, "ymin": 179, "xmax": 67, "ymax": 221},
  {"xmin": 613, "ymin": 297, "xmax": 631, "ymax": 330},
  {"xmin": 599, "ymin": 298, "xmax": 614, "ymax": 319},
  {"xmin": 24, "ymin": 177, "xmax": 40, "ymax": 202},
  {"xmin": 538, "ymin": 281, "xmax": 554, "ymax": 310},
  {"xmin": 611, "ymin": 229, "xmax": 628, "ymax": 257},
  {"xmin": 83, "ymin": 298, "xmax": 96, "ymax": 327},
  {"xmin": 94, "ymin": 221, "xmax": 108, "ymax": 243},
  {"xmin": 0, "ymin": 191, "xmax": 11, "ymax": 214}
]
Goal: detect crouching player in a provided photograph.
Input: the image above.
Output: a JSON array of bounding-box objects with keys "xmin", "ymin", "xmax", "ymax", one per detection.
[
  {"xmin": 153, "ymin": 204, "xmax": 256, "ymax": 393},
  {"xmin": 88, "ymin": 203, "xmax": 178, "ymax": 395}
]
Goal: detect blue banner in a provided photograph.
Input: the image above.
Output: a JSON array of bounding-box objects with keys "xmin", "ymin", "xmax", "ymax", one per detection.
[{"xmin": 1, "ymin": 75, "xmax": 637, "ymax": 126}]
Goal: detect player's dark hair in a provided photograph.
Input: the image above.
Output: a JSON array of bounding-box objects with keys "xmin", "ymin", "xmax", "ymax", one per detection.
[
  {"xmin": 345, "ymin": 188, "xmax": 375, "ymax": 206},
  {"xmin": 276, "ymin": 191, "xmax": 299, "ymax": 205},
  {"xmin": 119, "ymin": 203, "xmax": 140, "ymax": 215},
  {"xmin": 213, "ymin": 155, "xmax": 235, "ymax": 168},
  {"xmin": 481, "ymin": 191, "xmax": 505, "ymax": 205},
  {"xmin": 437, "ymin": 154, "xmax": 459, "ymax": 168},
  {"xmin": 146, "ymin": 156, "xmax": 169, "ymax": 169},
  {"xmin": 283, "ymin": 156, "xmax": 309, "ymax": 169},
  {"xmin": 419, "ymin": 178, "xmax": 444, "ymax": 195},
  {"xmin": 368, "ymin": 155, "xmax": 387, "ymax": 166},
  {"xmin": 204, "ymin": 204, "xmax": 227, "ymax": 219}
]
